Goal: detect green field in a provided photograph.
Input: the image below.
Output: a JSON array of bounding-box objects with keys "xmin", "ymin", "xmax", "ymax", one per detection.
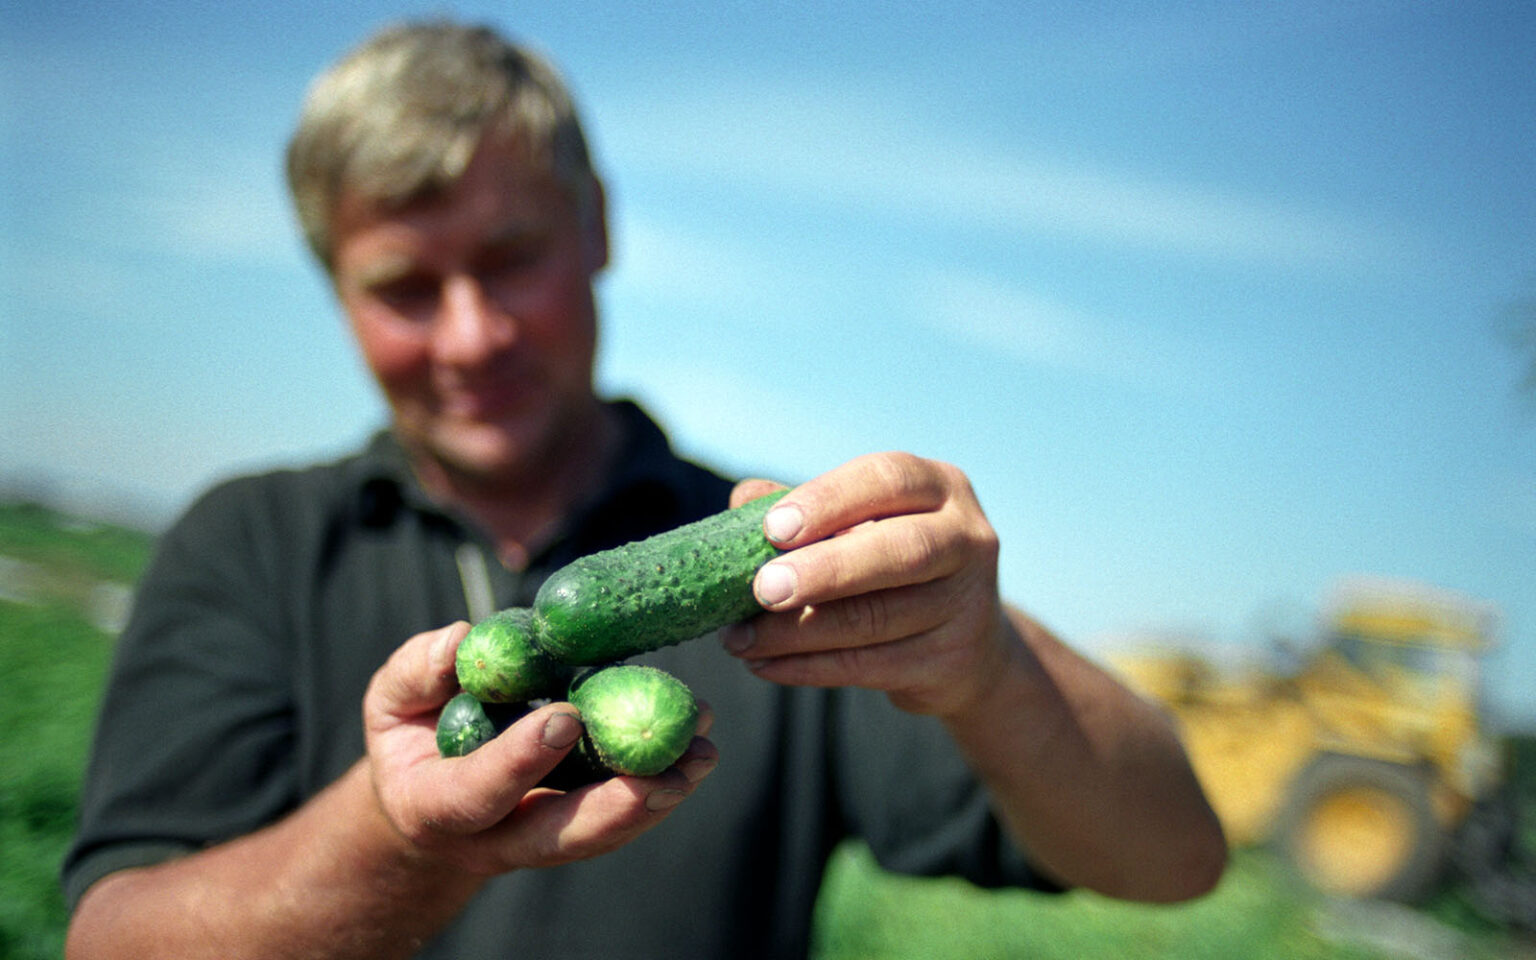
[{"xmin": 2, "ymin": 502, "xmax": 1531, "ymax": 960}]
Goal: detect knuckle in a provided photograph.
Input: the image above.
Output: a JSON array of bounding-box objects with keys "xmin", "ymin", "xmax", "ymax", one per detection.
[
  {"xmin": 832, "ymin": 591, "xmax": 888, "ymax": 640},
  {"xmin": 831, "ymin": 644, "xmax": 875, "ymax": 680},
  {"xmin": 861, "ymin": 450, "xmax": 924, "ymax": 496},
  {"xmin": 897, "ymin": 522, "xmax": 943, "ymax": 570},
  {"xmin": 934, "ymin": 458, "xmax": 968, "ymax": 489},
  {"xmin": 972, "ymin": 522, "xmax": 1000, "ymax": 564},
  {"xmin": 525, "ymin": 822, "xmax": 573, "ymax": 867}
]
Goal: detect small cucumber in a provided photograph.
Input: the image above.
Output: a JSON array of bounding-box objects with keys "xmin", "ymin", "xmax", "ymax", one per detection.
[
  {"xmin": 456, "ymin": 607, "xmax": 574, "ymax": 703},
  {"xmin": 534, "ymin": 490, "xmax": 788, "ymax": 665},
  {"xmin": 436, "ymin": 692, "xmax": 521, "ymax": 757},
  {"xmin": 435, "ymin": 693, "xmax": 610, "ymax": 789},
  {"xmin": 568, "ymin": 664, "xmax": 699, "ymax": 777}
]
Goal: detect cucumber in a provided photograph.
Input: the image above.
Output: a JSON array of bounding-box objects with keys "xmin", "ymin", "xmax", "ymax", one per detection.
[
  {"xmin": 434, "ymin": 692, "xmax": 609, "ymax": 789},
  {"xmin": 441, "ymin": 667, "xmax": 698, "ymax": 779},
  {"xmin": 539, "ymin": 736, "xmax": 614, "ymax": 790},
  {"xmin": 534, "ymin": 490, "xmax": 788, "ymax": 665},
  {"xmin": 456, "ymin": 607, "xmax": 574, "ymax": 703},
  {"xmin": 568, "ymin": 664, "xmax": 699, "ymax": 777},
  {"xmin": 436, "ymin": 692, "xmax": 518, "ymax": 757}
]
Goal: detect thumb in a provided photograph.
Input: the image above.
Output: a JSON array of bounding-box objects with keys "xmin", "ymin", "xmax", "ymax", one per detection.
[
  {"xmin": 729, "ymin": 478, "xmax": 786, "ymax": 509},
  {"xmin": 365, "ymin": 622, "xmax": 469, "ymax": 731}
]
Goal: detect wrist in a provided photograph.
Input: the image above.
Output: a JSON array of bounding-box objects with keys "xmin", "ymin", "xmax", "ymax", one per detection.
[{"xmin": 936, "ymin": 608, "xmax": 1065, "ymax": 771}]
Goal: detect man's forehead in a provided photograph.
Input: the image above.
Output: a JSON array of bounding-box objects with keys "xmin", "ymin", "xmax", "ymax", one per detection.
[{"xmin": 333, "ymin": 177, "xmax": 561, "ymax": 258}]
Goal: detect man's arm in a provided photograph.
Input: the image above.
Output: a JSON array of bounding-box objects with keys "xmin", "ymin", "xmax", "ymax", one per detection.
[
  {"xmin": 66, "ymin": 759, "xmax": 481, "ymax": 960},
  {"xmin": 936, "ymin": 607, "xmax": 1227, "ymax": 901},
  {"xmin": 66, "ymin": 623, "xmax": 717, "ymax": 960},
  {"xmin": 723, "ymin": 455, "xmax": 1227, "ymax": 903}
]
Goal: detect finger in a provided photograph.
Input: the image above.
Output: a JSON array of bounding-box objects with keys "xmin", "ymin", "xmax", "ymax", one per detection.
[
  {"xmin": 472, "ymin": 737, "xmax": 720, "ymax": 870},
  {"xmin": 729, "ymin": 478, "xmax": 787, "ymax": 509},
  {"xmin": 675, "ymin": 734, "xmax": 720, "ymax": 784},
  {"xmin": 364, "ymin": 622, "xmax": 470, "ymax": 733},
  {"xmin": 744, "ymin": 631, "xmax": 931, "ymax": 693},
  {"xmin": 744, "ymin": 630, "xmax": 988, "ymax": 716},
  {"xmin": 398, "ymin": 702, "xmax": 586, "ymax": 838},
  {"xmin": 752, "ymin": 508, "xmax": 974, "ymax": 612},
  {"xmin": 429, "ymin": 692, "xmax": 719, "ymax": 830},
  {"xmin": 731, "ymin": 578, "xmax": 956, "ymax": 659},
  {"xmin": 692, "ymin": 698, "xmax": 717, "ymax": 738},
  {"xmin": 759, "ymin": 452, "xmax": 956, "ymax": 549}
]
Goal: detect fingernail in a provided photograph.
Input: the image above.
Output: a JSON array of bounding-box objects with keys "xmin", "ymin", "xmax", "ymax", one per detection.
[
  {"xmin": 764, "ymin": 504, "xmax": 803, "ymax": 544},
  {"xmin": 645, "ymin": 788, "xmax": 687, "ymax": 812},
  {"xmin": 755, "ymin": 562, "xmax": 796, "ymax": 606},
  {"xmin": 681, "ymin": 757, "xmax": 717, "ymax": 783},
  {"xmin": 432, "ymin": 625, "xmax": 459, "ymax": 673},
  {"xmin": 542, "ymin": 712, "xmax": 583, "ymax": 750},
  {"xmin": 720, "ymin": 622, "xmax": 754, "ymax": 655}
]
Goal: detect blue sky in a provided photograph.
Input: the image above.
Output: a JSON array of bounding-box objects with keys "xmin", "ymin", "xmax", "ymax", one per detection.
[{"xmin": 5, "ymin": 1, "xmax": 1535, "ymax": 725}]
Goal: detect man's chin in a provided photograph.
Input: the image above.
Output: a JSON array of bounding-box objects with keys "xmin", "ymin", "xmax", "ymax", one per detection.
[
  {"xmin": 408, "ymin": 403, "xmax": 598, "ymax": 490},
  {"xmin": 432, "ymin": 435, "xmax": 531, "ymax": 482}
]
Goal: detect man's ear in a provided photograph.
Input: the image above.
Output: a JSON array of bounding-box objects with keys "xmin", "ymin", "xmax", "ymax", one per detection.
[{"xmin": 582, "ymin": 177, "xmax": 609, "ymax": 273}]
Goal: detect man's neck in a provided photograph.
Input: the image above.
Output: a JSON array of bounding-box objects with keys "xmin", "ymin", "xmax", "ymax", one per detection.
[{"xmin": 411, "ymin": 403, "xmax": 622, "ymax": 570}]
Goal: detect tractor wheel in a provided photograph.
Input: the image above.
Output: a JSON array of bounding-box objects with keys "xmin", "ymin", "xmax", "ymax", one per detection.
[
  {"xmin": 1272, "ymin": 754, "xmax": 1445, "ymax": 902},
  {"xmin": 1453, "ymin": 789, "xmax": 1536, "ymax": 931}
]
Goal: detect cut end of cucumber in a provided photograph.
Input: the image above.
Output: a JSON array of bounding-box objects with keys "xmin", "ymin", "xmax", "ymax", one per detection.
[{"xmin": 568, "ymin": 664, "xmax": 698, "ymax": 777}]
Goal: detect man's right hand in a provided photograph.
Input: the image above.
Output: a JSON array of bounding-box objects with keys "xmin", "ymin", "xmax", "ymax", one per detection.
[{"xmin": 362, "ymin": 622, "xmax": 718, "ymax": 875}]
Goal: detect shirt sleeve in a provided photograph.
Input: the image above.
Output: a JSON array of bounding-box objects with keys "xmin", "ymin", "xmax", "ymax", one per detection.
[
  {"xmin": 829, "ymin": 685, "xmax": 1066, "ymax": 892},
  {"xmin": 61, "ymin": 477, "xmax": 301, "ymax": 911}
]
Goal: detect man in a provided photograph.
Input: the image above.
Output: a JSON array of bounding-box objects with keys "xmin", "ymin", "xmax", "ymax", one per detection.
[{"xmin": 62, "ymin": 20, "xmax": 1225, "ymax": 960}]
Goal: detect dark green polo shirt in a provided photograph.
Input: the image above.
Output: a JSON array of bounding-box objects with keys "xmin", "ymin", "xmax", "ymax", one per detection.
[{"xmin": 63, "ymin": 401, "xmax": 1050, "ymax": 959}]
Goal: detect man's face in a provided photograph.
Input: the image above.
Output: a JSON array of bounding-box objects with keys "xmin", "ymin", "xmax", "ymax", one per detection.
[{"xmin": 330, "ymin": 138, "xmax": 608, "ymax": 488}]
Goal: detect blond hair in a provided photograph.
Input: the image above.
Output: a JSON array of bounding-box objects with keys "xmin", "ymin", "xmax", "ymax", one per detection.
[{"xmin": 285, "ymin": 21, "xmax": 596, "ymax": 269}]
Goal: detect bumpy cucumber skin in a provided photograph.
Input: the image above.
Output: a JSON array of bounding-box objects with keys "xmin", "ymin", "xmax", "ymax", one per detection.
[
  {"xmin": 534, "ymin": 490, "xmax": 788, "ymax": 665},
  {"xmin": 436, "ymin": 692, "xmax": 502, "ymax": 757},
  {"xmin": 569, "ymin": 665, "xmax": 698, "ymax": 777},
  {"xmin": 435, "ymin": 692, "xmax": 610, "ymax": 789},
  {"xmin": 456, "ymin": 607, "xmax": 574, "ymax": 703}
]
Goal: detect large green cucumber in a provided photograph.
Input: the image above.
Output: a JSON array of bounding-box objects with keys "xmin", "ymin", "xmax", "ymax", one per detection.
[
  {"xmin": 534, "ymin": 489, "xmax": 788, "ymax": 665},
  {"xmin": 569, "ymin": 664, "xmax": 698, "ymax": 777},
  {"xmin": 456, "ymin": 607, "xmax": 574, "ymax": 702}
]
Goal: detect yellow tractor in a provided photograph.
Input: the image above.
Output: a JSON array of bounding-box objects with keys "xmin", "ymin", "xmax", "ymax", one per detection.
[{"xmin": 1110, "ymin": 578, "xmax": 1510, "ymax": 903}]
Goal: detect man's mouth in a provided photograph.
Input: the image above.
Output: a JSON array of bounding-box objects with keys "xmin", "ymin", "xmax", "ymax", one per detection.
[{"xmin": 438, "ymin": 374, "xmax": 537, "ymax": 420}]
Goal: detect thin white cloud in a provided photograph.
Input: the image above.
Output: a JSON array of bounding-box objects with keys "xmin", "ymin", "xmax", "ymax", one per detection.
[
  {"xmin": 908, "ymin": 267, "xmax": 1228, "ymax": 394},
  {"xmin": 609, "ymin": 215, "xmax": 767, "ymax": 306},
  {"xmin": 597, "ymin": 77, "xmax": 1415, "ymax": 273},
  {"xmin": 15, "ymin": 44, "xmax": 302, "ymax": 273},
  {"xmin": 115, "ymin": 141, "xmax": 303, "ymax": 268},
  {"xmin": 1488, "ymin": 471, "xmax": 1536, "ymax": 538},
  {"xmin": 8, "ymin": 243, "xmax": 146, "ymax": 321},
  {"xmin": 599, "ymin": 360, "xmax": 854, "ymax": 482},
  {"xmin": 28, "ymin": 136, "xmax": 303, "ymax": 276}
]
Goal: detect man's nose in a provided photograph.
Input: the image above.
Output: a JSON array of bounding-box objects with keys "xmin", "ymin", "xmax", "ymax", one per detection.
[{"xmin": 435, "ymin": 273, "xmax": 515, "ymax": 364}]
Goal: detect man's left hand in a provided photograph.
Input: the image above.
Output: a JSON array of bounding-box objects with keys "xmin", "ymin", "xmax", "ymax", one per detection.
[{"xmin": 722, "ymin": 452, "xmax": 1017, "ymax": 718}]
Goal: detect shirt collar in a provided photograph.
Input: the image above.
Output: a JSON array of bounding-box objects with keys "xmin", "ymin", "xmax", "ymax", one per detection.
[{"xmin": 342, "ymin": 399, "xmax": 690, "ymax": 553}]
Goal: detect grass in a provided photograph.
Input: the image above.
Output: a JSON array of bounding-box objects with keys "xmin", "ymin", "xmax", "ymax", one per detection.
[
  {"xmin": 0, "ymin": 502, "xmax": 153, "ymax": 587},
  {"xmin": 812, "ymin": 843, "xmax": 1391, "ymax": 960},
  {"xmin": 0, "ymin": 601, "xmax": 116, "ymax": 960},
  {"xmin": 0, "ymin": 501, "xmax": 140, "ymax": 959},
  {"xmin": 809, "ymin": 838, "xmax": 1536, "ymax": 960},
  {"xmin": 2, "ymin": 501, "xmax": 1532, "ymax": 960}
]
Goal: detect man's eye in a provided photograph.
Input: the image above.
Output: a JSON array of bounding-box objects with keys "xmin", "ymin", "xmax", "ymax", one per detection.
[
  {"xmin": 373, "ymin": 276, "xmax": 439, "ymax": 311},
  {"xmin": 480, "ymin": 241, "xmax": 544, "ymax": 278}
]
